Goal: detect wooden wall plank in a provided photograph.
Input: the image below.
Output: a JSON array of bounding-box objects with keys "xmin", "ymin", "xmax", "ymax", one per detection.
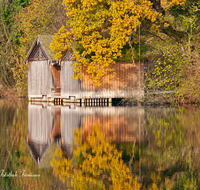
[
  {"xmin": 28, "ymin": 60, "xmax": 52, "ymax": 96},
  {"xmin": 79, "ymin": 61, "xmax": 143, "ymax": 98},
  {"xmin": 61, "ymin": 61, "xmax": 81, "ymax": 98},
  {"xmin": 28, "ymin": 60, "xmax": 143, "ymax": 99}
]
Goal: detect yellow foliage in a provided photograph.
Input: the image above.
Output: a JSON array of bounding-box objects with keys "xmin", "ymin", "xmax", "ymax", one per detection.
[
  {"xmin": 51, "ymin": 0, "xmax": 160, "ymax": 85},
  {"xmin": 51, "ymin": 0, "xmax": 186, "ymax": 85},
  {"xmin": 14, "ymin": 0, "xmax": 65, "ymax": 62},
  {"xmin": 9, "ymin": 0, "xmax": 65, "ymax": 95},
  {"xmin": 51, "ymin": 126, "xmax": 141, "ymax": 189},
  {"xmin": 161, "ymin": 0, "xmax": 185, "ymax": 10},
  {"xmin": 12, "ymin": 63, "xmax": 28, "ymax": 96}
]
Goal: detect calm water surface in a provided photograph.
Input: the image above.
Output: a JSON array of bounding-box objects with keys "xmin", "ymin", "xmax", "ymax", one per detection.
[{"xmin": 0, "ymin": 99, "xmax": 200, "ymax": 189}]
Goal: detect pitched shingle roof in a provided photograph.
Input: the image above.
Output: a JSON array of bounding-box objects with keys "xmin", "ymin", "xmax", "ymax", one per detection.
[{"xmin": 24, "ymin": 35, "xmax": 56, "ymax": 63}]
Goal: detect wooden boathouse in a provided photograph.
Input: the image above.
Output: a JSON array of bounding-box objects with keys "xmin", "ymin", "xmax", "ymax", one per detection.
[
  {"xmin": 26, "ymin": 35, "xmax": 144, "ymax": 104},
  {"xmin": 25, "ymin": 35, "xmax": 61, "ymax": 102}
]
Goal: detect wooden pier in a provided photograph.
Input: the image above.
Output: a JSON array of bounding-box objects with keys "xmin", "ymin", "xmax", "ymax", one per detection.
[{"xmin": 29, "ymin": 97, "xmax": 112, "ymax": 107}]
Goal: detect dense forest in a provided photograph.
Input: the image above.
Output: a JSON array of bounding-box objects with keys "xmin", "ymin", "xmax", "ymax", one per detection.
[{"xmin": 0, "ymin": 0, "xmax": 199, "ymax": 103}]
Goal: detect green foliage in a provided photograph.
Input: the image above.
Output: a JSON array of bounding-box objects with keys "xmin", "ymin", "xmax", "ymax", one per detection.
[
  {"xmin": 146, "ymin": 41, "xmax": 200, "ymax": 103},
  {"xmin": 174, "ymin": 172, "xmax": 198, "ymax": 190},
  {"xmin": 0, "ymin": 0, "xmax": 30, "ymax": 96},
  {"xmin": 0, "ymin": 0, "xmax": 65, "ymax": 96},
  {"xmin": 0, "ymin": 0, "xmax": 200, "ymax": 102},
  {"xmin": 147, "ymin": 44, "xmax": 187, "ymax": 91},
  {"xmin": 144, "ymin": 1, "xmax": 200, "ymax": 104}
]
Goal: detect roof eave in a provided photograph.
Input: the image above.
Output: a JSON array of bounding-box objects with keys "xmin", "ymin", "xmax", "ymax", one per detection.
[
  {"xmin": 24, "ymin": 36, "xmax": 53, "ymax": 64},
  {"xmin": 24, "ymin": 37, "xmax": 38, "ymax": 64}
]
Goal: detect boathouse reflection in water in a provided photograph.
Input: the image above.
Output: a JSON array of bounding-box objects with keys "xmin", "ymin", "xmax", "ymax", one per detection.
[{"xmin": 26, "ymin": 104, "xmax": 144, "ymax": 168}]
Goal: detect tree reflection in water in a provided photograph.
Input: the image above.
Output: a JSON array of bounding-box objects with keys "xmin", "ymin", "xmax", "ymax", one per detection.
[
  {"xmin": 2, "ymin": 100, "xmax": 199, "ymax": 189},
  {"xmin": 142, "ymin": 107, "xmax": 200, "ymax": 189},
  {"xmin": 51, "ymin": 126, "xmax": 141, "ymax": 190},
  {"xmin": 51, "ymin": 106, "xmax": 200, "ymax": 190}
]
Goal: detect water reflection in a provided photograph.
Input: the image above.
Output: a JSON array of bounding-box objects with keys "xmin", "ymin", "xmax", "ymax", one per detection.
[
  {"xmin": 1, "ymin": 100, "xmax": 200, "ymax": 189},
  {"xmin": 26, "ymin": 103, "xmax": 145, "ymax": 168},
  {"xmin": 26, "ymin": 104, "xmax": 58, "ymax": 167}
]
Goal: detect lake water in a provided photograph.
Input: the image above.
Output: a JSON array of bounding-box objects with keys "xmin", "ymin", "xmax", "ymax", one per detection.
[{"xmin": 0, "ymin": 99, "xmax": 200, "ymax": 189}]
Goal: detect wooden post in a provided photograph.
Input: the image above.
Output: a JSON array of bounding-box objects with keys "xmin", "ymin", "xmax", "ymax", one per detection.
[
  {"xmin": 109, "ymin": 98, "xmax": 112, "ymax": 107},
  {"xmin": 105, "ymin": 98, "xmax": 107, "ymax": 106},
  {"xmin": 82, "ymin": 99, "xmax": 85, "ymax": 107}
]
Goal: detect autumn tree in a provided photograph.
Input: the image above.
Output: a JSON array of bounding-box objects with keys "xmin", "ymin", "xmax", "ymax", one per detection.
[
  {"xmin": 6, "ymin": 0, "xmax": 67, "ymax": 96},
  {"xmin": 51, "ymin": 0, "xmax": 186, "ymax": 85},
  {"xmin": 0, "ymin": 0, "xmax": 29, "ymax": 94},
  {"xmin": 51, "ymin": 0, "xmax": 159, "ymax": 85},
  {"xmin": 14, "ymin": 0, "xmax": 67, "ymax": 62},
  {"xmin": 144, "ymin": 0, "xmax": 200, "ymax": 103},
  {"xmin": 0, "ymin": 0, "xmax": 67, "ymax": 96}
]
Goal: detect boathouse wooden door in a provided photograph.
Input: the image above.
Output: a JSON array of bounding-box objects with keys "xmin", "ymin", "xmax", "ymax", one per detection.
[
  {"xmin": 28, "ymin": 60, "xmax": 53, "ymax": 97},
  {"xmin": 61, "ymin": 51, "xmax": 81, "ymax": 99}
]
